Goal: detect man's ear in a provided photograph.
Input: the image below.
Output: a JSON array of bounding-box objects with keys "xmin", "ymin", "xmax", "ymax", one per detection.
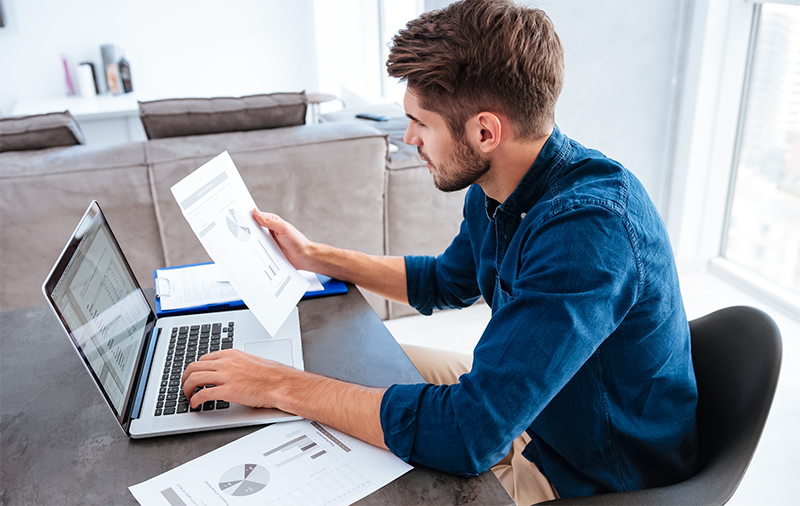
[{"xmin": 469, "ymin": 112, "xmax": 502, "ymax": 154}]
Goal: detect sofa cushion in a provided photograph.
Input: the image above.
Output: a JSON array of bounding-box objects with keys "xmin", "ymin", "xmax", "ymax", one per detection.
[
  {"xmin": 0, "ymin": 111, "xmax": 85, "ymax": 152},
  {"xmin": 0, "ymin": 142, "xmax": 161, "ymax": 311},
  {"xmin": 139, "ymin": 92, "xmax": 308, "ymax": 139}
]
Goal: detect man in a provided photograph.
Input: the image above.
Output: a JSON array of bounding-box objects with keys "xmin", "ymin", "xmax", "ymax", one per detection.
[{"xmin": 183, "ymin": 0, "xmax": 699, "ymax": 503}]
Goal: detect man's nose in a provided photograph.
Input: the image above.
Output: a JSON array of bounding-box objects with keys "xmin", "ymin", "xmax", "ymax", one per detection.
[{"xmin": 403, "ymin": 124, "xmax": 420, "ymax": 146}]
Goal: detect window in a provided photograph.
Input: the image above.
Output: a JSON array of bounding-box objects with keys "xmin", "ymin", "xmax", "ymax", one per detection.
[{"xmin": 723, "ymin": 2, "xmax": 800, "ymax": 293}]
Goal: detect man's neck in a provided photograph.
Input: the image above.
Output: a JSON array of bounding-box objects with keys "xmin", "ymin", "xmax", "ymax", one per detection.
[{"xmin": 477, "ymin": 129, "xmax": 551, "ymax": 204}]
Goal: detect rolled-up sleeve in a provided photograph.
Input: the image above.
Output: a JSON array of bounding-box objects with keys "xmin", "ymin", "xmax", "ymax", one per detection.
[{"xmin": 405, "ymin": 210, "xmax": 483, "ymax": 315}]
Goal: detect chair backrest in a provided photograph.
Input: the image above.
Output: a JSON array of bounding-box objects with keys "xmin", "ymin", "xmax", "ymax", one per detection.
[
  {"xmin": 541, "ymin": 306, "xmax": 782, "ymax": 506},
  {"xmin": 688, "ymin": 305, "xmax": 782, "ymax": 505}
]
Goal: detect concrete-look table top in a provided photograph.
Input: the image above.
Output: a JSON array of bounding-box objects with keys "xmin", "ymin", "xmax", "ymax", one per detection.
[{"xmin": 0, "ymin": 284, "xmax": 512, "ymax": 506}]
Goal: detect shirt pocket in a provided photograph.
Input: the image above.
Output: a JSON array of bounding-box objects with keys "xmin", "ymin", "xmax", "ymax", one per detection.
[{"xmin": 493, "ymin": 275, "xmax": 514, "ymax": 312}]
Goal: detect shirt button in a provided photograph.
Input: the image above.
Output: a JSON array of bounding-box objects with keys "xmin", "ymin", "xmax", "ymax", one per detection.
[{"xmin": 520, "ymin": 212, "xmax": 527, "ymax": 219}]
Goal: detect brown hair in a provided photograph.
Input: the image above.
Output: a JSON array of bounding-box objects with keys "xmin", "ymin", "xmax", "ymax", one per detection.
[{"xmin": 387, "ymin": 0, "xmax": 564, "ymax": 140}]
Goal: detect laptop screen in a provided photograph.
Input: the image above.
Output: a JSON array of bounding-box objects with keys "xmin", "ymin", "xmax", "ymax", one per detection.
[{"xmin": 43, "ymin": 202, "xmax": 153, "ymax": 418}]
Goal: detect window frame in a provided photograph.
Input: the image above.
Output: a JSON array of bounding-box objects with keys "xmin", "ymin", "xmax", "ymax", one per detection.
[
  {"xmin": 718, "ymin": 3, "xmax": 761, "ymax": 258},
  {"xmin": 668, "ymin": 0, "xmax": 800, "ymax": 318}
]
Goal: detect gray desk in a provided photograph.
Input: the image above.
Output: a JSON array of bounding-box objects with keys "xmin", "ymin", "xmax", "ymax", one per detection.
[{"xmin": 0, "ymin": 284, "xmax": 512, "ymax": 505}]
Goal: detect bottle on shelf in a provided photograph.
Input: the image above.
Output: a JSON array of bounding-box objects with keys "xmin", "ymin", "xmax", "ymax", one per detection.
[
  {"xmin": 118, "ymin": 55, "xmax": 133, "ymax": 94},
  {"xmin": 101, "ymin": 44, "xmax": 121, "ymax": 94}
]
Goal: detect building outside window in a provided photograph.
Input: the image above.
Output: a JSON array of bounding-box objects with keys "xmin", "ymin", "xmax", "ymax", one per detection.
[{"xmin": 723, "ymin": 2, "xmax": 800, "ymax": 294}]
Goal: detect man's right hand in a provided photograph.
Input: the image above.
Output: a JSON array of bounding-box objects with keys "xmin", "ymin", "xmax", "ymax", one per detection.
[
  {"xmin": 252, "ymin": 208, "xmax": 409, "ymax": 304},
  {"xmin": 253, "ymin": 209, "xmax": 317, "ymax": 272}
]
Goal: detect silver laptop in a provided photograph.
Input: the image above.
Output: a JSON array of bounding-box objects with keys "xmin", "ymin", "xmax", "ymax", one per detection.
[{"xmin": 42, "ymin": 201, "xmax": 303, "ymax": 438}]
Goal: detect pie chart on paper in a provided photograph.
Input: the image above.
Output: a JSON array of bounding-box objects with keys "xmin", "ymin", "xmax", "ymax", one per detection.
[
  {"xmin": 225, "ymin": 208, "xmax": 252, "ymax": 242},
  {"xmin": 219, "ymin": 463, "xmax": 270, "ymax": 497}
]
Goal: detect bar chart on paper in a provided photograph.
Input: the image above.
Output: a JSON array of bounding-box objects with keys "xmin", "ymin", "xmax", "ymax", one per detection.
[
  {"xmin": 128, "ymin": 419, "xmax": 413, "ymax": 506},
  {"xmin": 262, "ymin": 421, "xmax": 372, "ymax": 505},
  {"xmin": 257, "ymin": 240, "xmax": 281, "ymax": 282}
]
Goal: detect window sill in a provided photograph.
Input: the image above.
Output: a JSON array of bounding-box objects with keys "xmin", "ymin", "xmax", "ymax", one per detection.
[{"xmin": 709, "ymin": 257, "xmax": 800, "ymax": 320}]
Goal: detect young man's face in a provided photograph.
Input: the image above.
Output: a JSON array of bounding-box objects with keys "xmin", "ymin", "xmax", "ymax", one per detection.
[{"xmin": 402, "ymin": 89, "xmax": 490, "ymax": 193}]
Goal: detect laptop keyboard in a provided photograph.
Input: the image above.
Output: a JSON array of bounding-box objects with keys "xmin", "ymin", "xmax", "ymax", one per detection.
[{"xmin": 154, "ymin": 321, "xmax": 235, "ymax": 416}]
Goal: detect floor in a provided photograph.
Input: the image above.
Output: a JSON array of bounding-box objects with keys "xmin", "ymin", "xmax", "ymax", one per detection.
[{"xmin": 383, "ymin": 269, "xmax": 800, "ymax": 505}]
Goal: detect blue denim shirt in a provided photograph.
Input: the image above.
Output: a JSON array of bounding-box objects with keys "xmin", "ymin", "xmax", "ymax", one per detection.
[{"xmin": 380, "ymin": 126, "xmax": 698, "ymax": 498}]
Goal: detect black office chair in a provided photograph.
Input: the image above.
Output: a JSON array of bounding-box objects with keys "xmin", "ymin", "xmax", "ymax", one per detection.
[{"xmin": 541, "ymin": 306, "xmax": 782, "ymax": 506}]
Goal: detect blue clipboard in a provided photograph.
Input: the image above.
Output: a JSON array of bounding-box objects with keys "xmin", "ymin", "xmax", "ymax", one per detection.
[{"xmin": 153, "ymin": 262, "xmax": 347, "ymax": 317}]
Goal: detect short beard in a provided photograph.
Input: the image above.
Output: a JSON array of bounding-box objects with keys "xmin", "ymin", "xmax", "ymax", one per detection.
[{"xmin": 426, "ymin": 136, "xmax": 491, "ymax": 193}]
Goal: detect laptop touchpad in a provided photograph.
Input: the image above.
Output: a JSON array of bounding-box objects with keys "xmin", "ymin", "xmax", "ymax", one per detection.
[{"xmin": 245, "ymin": 339, "xmax": 293, "ymax": 367}]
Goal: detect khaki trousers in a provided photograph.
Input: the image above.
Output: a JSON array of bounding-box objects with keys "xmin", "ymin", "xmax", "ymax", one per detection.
[{"xmin": 401, "ymin": 344, "xmax": 559, "ymax": 506}]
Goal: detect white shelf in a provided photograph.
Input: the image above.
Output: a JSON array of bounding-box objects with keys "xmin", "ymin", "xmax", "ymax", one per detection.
[
  {"xmin": 11, "ymin": 94, "xmax": 141, "ymax": 121},
  {"xmin": 11, "ymin": 94, "xmax": 148, "ymax": 145}
]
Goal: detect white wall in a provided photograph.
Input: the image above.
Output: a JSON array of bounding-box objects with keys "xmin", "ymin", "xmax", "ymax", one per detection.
[
  {"xmin": 422, "ymin": 0, "xmax": 688, "ymax": 215},
  {"xmin": 380, "ymin": 0, "xmax": 425, "ymax": 104},
  {"xmin": 313, "ymin": 0, "xmax": 382, "ymax": 110},
  {"xmin": 311, "ymin": 0, "xmax": 423, "ymax": 111},
  {"xmin": 0, "ymin": 0, "xmax": 319, "ymax": 116},
  {"xmin": 0, "ymin": 0, "xmax": 707, "ymax": 250},
  {"xmin": 0, "ymin": 0, "xmax": 690, "ymax": 213},
  {"xmin": 537, "ymin": 0, "xmax": 688, "ymax": 215}
]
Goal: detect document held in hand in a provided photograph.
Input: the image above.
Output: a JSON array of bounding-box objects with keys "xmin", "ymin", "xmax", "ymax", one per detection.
[{"xmin": 170, "ymin": 151, "xmax": 310, "ymax": 336}]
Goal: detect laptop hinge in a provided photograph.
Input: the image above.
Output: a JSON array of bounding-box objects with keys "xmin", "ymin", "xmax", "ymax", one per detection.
[{"xmin": 129, "ymin": 325, "xmax": 161, "ymax": 423}]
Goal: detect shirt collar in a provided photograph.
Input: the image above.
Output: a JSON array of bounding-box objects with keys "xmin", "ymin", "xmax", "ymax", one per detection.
[{"xmin": 485, "ymin": 125, "xmax": 570, "ymax": 221}]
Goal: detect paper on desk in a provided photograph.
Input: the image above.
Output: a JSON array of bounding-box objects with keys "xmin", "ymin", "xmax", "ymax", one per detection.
[
  {"xmin": 128, "ymin": 419, "xmax": 413, "ymax": 506},
  {"xmin": 157, "ymin": 264, "xmax": 324, "ymax": 311},
  {"xmin": 157, "ymin": 263, "xmax": 239, "ymax": 310},
  {"xmin": 170, "ymin": 152, "xmax": 310, "ymax": 335}
]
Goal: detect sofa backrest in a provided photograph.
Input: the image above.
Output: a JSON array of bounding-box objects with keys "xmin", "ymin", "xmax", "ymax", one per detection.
[
  {"xmin": 146, "ymin": 121, "xmax": 389, "ymax": 317},
  {"xmin": 146, "ymin": 122, "xmax": 387, "ymax": 266},
  {"xmin": 0, "ymin": 142, "xmax": 163, "ymax": 311},
  {"xmin": 0, "ymin": 121, "xmax": 389, "ymax": 316}
]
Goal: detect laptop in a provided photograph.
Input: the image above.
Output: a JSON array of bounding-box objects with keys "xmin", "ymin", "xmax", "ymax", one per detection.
[{"xmin": 42, "ymin": 201, "xmax": 304, "ymax": 438}]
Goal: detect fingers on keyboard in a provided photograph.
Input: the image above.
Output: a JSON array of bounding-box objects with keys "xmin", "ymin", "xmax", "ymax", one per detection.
[{"xmin": 155, "ymin": 323, "xmax": 233, "ymax": 416}]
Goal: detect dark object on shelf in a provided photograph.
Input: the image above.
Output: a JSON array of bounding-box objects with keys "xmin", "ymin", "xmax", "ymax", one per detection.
[
  {"xmin": 79, "ymin": 61, "xmax": 100, "ymax": 95},
  {"xmin": 356, "ymin": 113, "xmax": 390, "ymax": 122},
  {"xmin": 118, "ymin": 56, "xmax": 133, "ymax": 93}
]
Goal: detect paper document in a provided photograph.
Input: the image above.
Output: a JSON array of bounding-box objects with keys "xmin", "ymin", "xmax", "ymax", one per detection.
[
  {"xmin": 300, "ymin": 271, "xmax": 325, "ymax": 292},
  {"xmin": 156, "ymin": 264, "xmax": 324, "ymax": 312},
  {"xmin": 129, "ymin": 419, "xmax": 413, "ymax": 506},
  {"xmin": 157, "ymin": 263, "xmax": 239, "ymax": 310},
  {"xmin": 170, "ymin": 152, "xmax": 310, "ymax": 335}
]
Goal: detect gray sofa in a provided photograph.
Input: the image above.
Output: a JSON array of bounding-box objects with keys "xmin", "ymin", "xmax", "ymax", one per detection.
[{"xmin": 0, "ymin": 105, "xmax": 466, "ymax": 320}]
